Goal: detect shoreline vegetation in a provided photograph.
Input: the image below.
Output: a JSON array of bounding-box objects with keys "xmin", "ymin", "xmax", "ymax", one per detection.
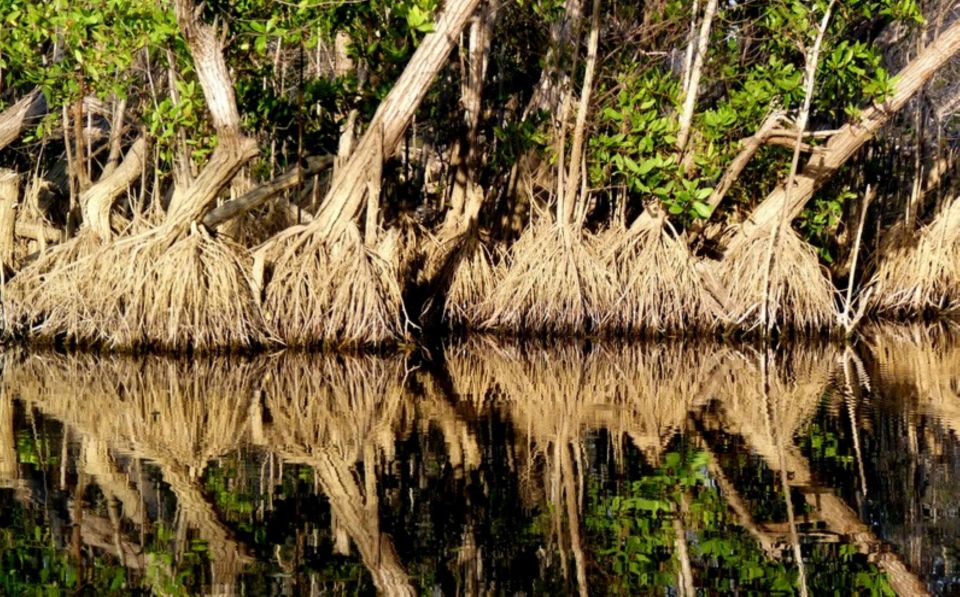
[{"xmin": 1, "ymin": 0, "xmax": 960, "ymax": 352}]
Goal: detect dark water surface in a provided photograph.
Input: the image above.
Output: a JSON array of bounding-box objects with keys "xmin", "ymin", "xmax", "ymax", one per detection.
[{"xmin": 1, "ymin": 327, "xmax": 959, "ymax": 595}]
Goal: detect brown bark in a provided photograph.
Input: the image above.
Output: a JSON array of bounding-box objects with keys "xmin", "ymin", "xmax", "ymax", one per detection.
[
  {"xmin": 446, "ymin": 0, "xmax": 497, "ymax": 232},
  {"xmin": 311, "ymin": 0, "xmax": 484, "ymax": 238},
  {"xmin": 81, "ymin": 136, "xmax": 148, "ymax": 241},
  {"xmin": 312, "ymin": 452, "xmax": 416, "ymax": 596},
  {"xmin": 693, "ymin": 110, "xmax": 786, "ymax": 230},
  {"xmin": 15, "ymin": 222, "xmax": 61, "ymax": 244},
  {"xmin": 161, "ymin": 463, "xmax": 251, "ymax": 593},
  {"xmin": 80, "ymin": 437, "xmax": 147, "ymax": 527},
  {"xmin": 0, "ymin": 169, "xmax": 18, "ymax": 273},
  {"xmin": 0, "ymin": 89, "xmax": 45, "ymax": 152},
  {"xmin": 758, "ymin": 0, "xmax": 834, "ymax": 333},
  {"xmin": 729, "ymin": 19, "xmax": 960, "ymax": 250}
]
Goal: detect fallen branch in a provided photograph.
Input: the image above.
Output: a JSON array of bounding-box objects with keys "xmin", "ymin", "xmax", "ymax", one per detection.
[
  {"xmin": 202, "ymin": 155, "xmax": 333, "ymax": 229},
  {"xmin": 0, "ymin": 89, "xmax": 46, "ymax": 152}
]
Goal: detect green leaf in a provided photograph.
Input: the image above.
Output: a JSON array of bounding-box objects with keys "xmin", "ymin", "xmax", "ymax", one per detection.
[{"xmin": 692, "ymin": 201, "xmax": 712, "ymax": 219}]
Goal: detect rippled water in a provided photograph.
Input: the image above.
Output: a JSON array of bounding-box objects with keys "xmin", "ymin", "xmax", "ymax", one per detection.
[{"xmin": 1, "ymin": 327, "xmax": 959, "ymax": 595}]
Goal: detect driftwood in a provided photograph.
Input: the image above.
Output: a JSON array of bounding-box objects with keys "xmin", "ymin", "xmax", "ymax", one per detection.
[{"xmin": 202, "ymin": 155, "xmax": 333, "ymax": 229}]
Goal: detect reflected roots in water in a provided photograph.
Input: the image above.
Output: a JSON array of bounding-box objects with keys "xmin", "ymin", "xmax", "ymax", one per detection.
[{"xmin": 0, "ymin": 333, "xmax": 957, "ymax": 595}]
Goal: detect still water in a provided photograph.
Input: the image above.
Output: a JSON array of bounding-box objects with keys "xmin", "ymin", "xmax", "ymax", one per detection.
[{"xmin": 0, "ymin": 327, "xmax": 958, "ymax": 595}]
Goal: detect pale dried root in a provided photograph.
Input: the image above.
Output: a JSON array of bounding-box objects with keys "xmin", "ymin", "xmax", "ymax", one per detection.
[
  {"xmin": 478, "ymin": 223, "xmax": 617, "ymax": 335},
  {"xmin": 718, "ymin": 226, "xmax": 837, "ymax": 333},
  {"xmin": 263, "ymin": 223, "xmax": 404, "ymax": 347},
  {"xmin": 604, "ymin": 219, "xmax": 719, "ymax": 335},
  {"xmin": 868, "ymin": 202, "xmax": 960, "ymax": 316}
]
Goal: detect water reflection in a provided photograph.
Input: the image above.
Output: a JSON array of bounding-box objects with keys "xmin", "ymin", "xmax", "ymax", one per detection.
[{"xmin": 0, "ymin": 332, "xmax": 958, "ymax": 594}]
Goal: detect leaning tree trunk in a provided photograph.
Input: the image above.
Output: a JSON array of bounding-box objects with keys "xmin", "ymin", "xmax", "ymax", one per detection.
[
  {"xmin": 728, "ymin": 19, "xmax": 960, "ymax": 250},
  {"xmin": 310, "ymin": 0, "xmax": 485, "ymax": 238}
]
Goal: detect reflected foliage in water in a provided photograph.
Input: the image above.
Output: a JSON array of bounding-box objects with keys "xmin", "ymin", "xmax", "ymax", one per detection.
[{"xmin": 0, "ymin": 328, "xmax": 958, "ymax": 594}]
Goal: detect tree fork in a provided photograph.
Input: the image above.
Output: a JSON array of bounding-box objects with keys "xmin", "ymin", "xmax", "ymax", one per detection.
[
  {"xmin": 81, "ymin": 136, "xmax": 148, "ymax": 241},
  {"xmin": 165, "ymin": 0, "xmax": 259, "ymax": 229}
]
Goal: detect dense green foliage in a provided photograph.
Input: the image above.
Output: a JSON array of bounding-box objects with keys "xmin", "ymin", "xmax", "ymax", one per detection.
[{"xmin": 0, "ymin": 0, "xmax": 935, "ymax": 240}]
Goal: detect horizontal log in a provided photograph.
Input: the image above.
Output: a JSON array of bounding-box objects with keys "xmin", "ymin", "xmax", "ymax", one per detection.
[
  {"xmin": 15, "ymin": 221, "xmax": 63, "ymax": 243},
  {"xmin": 202, "ymin": 155, "xmax": 333, "ymax": 229}
]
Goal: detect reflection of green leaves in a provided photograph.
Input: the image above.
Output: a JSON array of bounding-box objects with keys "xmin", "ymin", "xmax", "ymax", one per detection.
[
  {"xmin": 0, "ymin": 502, "xmax": 130, "ymax": 595},
  {"xmin": 587, "ymin": 445, "xmax": 896, "ymax": 595}
]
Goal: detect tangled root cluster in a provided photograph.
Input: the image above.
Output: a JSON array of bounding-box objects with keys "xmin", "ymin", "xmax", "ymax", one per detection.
[
  {"xmin": 603, "ymin": 219, "xmax": 719, "ymax": 335},
  {"xmin": 868, "ymin": 203, "xmax": 960, "ymax": 316},
  {"xmin": 442, "ymin": 235, "xmax": 497, "ymax": 327},
  {"xmin": 717, "ymin": 226, "xmax": 837, "ymax": 333},
  {"xmin": 263, "ymin": 223, "xmax": 404, "ymax": 347},
  {"xmin": 478, "ymin": 223, "xmax": 616, "ymax": 334},
  {"xmin": 5, "ymin": 226, "xmax": 267, "ymax": 351}
]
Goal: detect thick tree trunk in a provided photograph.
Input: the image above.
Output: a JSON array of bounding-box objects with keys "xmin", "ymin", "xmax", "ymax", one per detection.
[
  {"xmin": 709, "ymin": 407, "xmax": 930, "ymax": 597},
  {"xmin": 445, "ymin": 0, "xmax": 496, "ymax": 233},
  {"xmin": 100, "ymin": 99, "xmax": 128, "ymax": 179},
  {"xmin": 0, "ymin": 89, "xmax": 46, "ymax": 152},
  {"xmin": 312, "ymin": 0, "xmax": 484, "ymax": 237},
  {"xmin": 728, "ymin": 19, "xmax": 960, "ymax": 250},
  {"xmin": 165, "ymin": 0, "xmax": 258, "ymax": 228},
  {"xmin": 81, "ymin": 136, "xmax": 148, "ymax": 241}
]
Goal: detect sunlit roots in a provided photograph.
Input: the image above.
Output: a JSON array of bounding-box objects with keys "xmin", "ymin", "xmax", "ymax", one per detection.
[
  {"xmin": 602, "ymin": 219, "xmax": 719, "ymax": 335},
  {"xmin": 868, "ymin": 202, "xmax": 960, "ymax": 316},
  {"xmin": 479, "ymin": 223, "xmax": 616, "ymax": 335},
  {"xmin": 4, "ymin": 226, "xmax": 267, "ymax": 351},
  {"xmin": 718, "ymin": 226, "xmax": 837, "ymax": 333},
  {"xmin": 263, "ymin": 223, "xmax": 404, "ymax": 347}
]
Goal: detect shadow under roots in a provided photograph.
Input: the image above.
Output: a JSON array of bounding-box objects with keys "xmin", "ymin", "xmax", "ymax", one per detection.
[{"xmin": 262, "ymin": 223, "xmax": 404, "ymax": 348}]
